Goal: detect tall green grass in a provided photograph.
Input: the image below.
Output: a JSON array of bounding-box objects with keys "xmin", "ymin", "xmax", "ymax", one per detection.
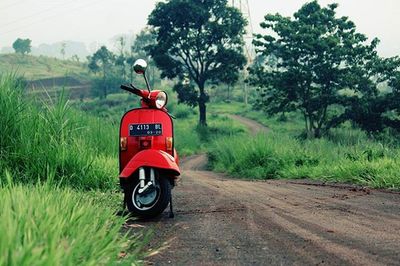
[
  {"xmin": 0, "ymin": 75, "xmax": 145, "ymax": 264},
  {"xmin": 209, "ymin": 128, "xmax": 400, "ymax": 189},
  {"xmin": 208, "ymin": 102, "xmax": 400, "ymax": 189},
  {"xmin": 0, "ymin": 179, "xmax": 143, "ymax": 265},
  {"xmin": 0, "ymin": 74, "xmax": 116, "ymax": 189}
]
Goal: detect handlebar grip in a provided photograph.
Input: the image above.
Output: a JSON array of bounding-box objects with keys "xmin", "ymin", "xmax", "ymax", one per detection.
[{"xmin": 120, "ymin": 84, "xmax": 140, "ymax": 94}]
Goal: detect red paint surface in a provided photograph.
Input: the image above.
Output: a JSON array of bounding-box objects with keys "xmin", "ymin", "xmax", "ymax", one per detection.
[{"xmin": 119, "ymin": 107, "xmax": 180, "ymax": 178}]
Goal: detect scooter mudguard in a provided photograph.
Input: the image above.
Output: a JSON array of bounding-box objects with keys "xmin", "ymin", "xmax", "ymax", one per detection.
[{"xmin": 120, "ymin": 149, "xmax": 180, "ymax": 178}]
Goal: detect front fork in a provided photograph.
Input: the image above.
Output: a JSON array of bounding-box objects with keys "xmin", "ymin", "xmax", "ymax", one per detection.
[
  {"xmin": 122, "ymin": 167, "xmax": 175, "ymax": 218},
  {"xmin": 138, "ymin": 167, "xmax": 156, "ymax": 194}
]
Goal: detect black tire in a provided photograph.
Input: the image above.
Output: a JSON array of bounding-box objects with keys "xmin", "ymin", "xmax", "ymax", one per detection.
[{"xmin": 124, "ymin": 175, "xmax": 171, "ymax": 218}]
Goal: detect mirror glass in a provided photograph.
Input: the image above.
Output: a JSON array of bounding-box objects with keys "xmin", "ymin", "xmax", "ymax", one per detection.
[{"xmin": 133, "ymin": 59, "xmax": 147, "ymax": 74}]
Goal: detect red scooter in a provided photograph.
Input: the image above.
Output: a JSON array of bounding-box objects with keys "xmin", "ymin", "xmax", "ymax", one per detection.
[{"xmin": 119, "ymin": 59, "xmax": 180, "ymax": 218}]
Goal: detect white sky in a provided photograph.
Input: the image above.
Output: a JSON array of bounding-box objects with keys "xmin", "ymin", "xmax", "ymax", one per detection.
[{"xmin": 0, "ymin": 0, "xmax": 399, "ymax": 56}]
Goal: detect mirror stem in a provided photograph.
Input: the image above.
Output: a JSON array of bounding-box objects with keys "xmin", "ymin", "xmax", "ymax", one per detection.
[{"xmin": 143, "ymin": 73, "xmax": 151, "ymax": 92}]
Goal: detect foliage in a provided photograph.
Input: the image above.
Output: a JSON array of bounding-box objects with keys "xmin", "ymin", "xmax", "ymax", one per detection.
[
  {"xmin": 127, "ymin": 27, "xmax": 158, "ymax": 85},
  {"xmin": 148, "ymin": 0, "xmax": 247, "ymax": 125},
  {"xmin": 250, "ymin": 1, "xmax": 400, "ymax": 138},
  {"xmin": 0, "ymin": 182, "xmax": 144, "ymax": 266},
  {"xmin": 86, "ymin": 30, "xmax": 160, "ymax": 99},
  {"xmin": 90, "ymin": 73, "xmax": 125, "ymax": 99},
  {"xmin": 12, "ymin": 38, "xmax": 32, "ymax": 55},
  {"xmin": 131, "ymin": 27, "xmax": 156, "ymax": 59},
  {"xmin": 342, "ymin": 57, "xmax": 400, "ymax": 133},
  {"xmin": 60, "ymin": 42, "xmax": 66, "ymax": 59},
  {"xmin": 88, "ymin": 46, "xmax": 116, "ymax": 98},
  {"xmin": 0, "ymin": 74, "xmax": 116, "ymax": 189}
]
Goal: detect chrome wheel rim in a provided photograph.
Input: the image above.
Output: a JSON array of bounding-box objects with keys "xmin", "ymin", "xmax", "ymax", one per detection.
[{"xmin": 132, "ymin": 181, "xmax": 160, "ymax": 211}]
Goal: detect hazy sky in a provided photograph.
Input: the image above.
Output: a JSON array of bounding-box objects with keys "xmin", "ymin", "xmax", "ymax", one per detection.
[{"xmin": 0, "ymin": 0, "xmax": 399, "ymax": 56}]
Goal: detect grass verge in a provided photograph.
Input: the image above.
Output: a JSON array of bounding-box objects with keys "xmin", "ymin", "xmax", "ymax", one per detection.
[
  {"xmin": 1, "ymin": 74, "xmax": 145, "ymax": 264},
  {"xmin": 0, "ymin": 178, "xmax": 145, "ymax": 265},
  {"xmin": 208, "ymin": 103, "xmax": 400, "ymax": 189},
  {"xmin": 0, "ymin": 74, "xmax": 116, "ymax": 189}
]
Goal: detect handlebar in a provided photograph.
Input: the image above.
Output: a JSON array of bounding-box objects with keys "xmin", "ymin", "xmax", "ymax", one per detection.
[
  {"xmin": 120, "ymin": 83, "xmax": 176, "ymax": 119},
  {"xmin": 120, "ymin": 84, "xmax": 141, "ymax": 95}
]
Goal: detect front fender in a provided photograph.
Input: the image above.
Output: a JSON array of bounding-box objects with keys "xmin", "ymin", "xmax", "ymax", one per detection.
[{"xmin": 119, "ymin": 149, "xmax": 180, "ymax": 178}]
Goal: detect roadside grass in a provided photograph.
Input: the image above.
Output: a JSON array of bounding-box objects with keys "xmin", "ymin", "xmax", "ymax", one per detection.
[
  {"xmin": 207, "ymin": 102, "xmax": 400, "ymax": 189},
  {"xmin": 0, "ymin": 74, "xmax": 148, "ymax": 264},
  {"xmin": 0, "ymin": 74, "xmax": 117, "ymax": 189},
  {"xmin": 175, "ymin": 112, "xmax": 246, "ymax": 156},
  {"xmin": 0, "ymin": 178, "xmax": 145, "ymax": 266}
]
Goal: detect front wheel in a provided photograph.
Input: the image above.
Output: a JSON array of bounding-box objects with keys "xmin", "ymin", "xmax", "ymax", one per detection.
[{"xmin": 124, "ymin": 175, "xmax": 171, "ymax": 218}]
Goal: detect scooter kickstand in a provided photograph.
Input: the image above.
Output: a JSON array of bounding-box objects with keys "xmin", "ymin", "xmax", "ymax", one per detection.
[{"xmin": 169, "ymin": 195, "xmax": 174, "ymax": 218}]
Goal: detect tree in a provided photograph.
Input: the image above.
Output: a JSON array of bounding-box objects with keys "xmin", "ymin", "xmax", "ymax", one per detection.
[
  {"xmin": 88, "ymin": 46, "xmax": 115, "ymax": 98},
  {"xmin": 114, "ymin": 36, "xmax": 127, "ymax": 79},
  {"xmin": 148, "ymin": 0, "xmax": 247, "ymax": 125},
  {"xmin": 250, "ymin": 1, "xmax": 388, "ymax": 138},
  {"xmin": 60, "ymin": 42, "xmax": 66, "ymax": 60},
  {"xmin": 115, "ymin": 55, "xmax": 126, "ymax": 80},
  {"xmin": 71, "ymin": 54, "xmax": 80, "ymax": 62},
  {"xmin": 343, "ymin": 55, "xmax": 400, "ymax": 133},
  {"xmin": 127, "ymin": 28, "xmax": 157, "ymax": 85},
  {"xmin": 12, "ymin": 38, "xmax": 31, "ymax": 55}
]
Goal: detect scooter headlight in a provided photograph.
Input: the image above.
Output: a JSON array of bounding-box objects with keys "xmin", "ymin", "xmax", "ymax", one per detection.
[{"xmin": 155, "ymin": 91, "xmax": 167, "ymax": 109}]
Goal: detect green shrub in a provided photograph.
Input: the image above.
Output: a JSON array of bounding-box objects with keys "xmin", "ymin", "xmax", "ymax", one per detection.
[{"xmin": 173, "ymin": 104, "xmax": 194, "ymax": 119}]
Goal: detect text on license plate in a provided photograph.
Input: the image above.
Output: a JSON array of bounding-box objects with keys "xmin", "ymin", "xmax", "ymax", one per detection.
[{"xmin": 129, "ymin": 123, "xmax": 162, "ymax": 136}]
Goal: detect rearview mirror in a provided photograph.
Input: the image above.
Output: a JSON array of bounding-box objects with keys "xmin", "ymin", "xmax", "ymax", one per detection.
[{"xmin": 133, "ymin": 59, "xmax": 147, "ymax": 74}]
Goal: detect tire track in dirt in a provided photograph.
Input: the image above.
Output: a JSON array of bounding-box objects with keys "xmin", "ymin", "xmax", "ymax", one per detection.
[{"xmin": 129, "ymin": 115, "xmax": 400, "ymax": 266}]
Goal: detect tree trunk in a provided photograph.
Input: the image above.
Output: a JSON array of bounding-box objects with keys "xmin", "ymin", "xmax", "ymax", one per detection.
[
  {"xmin": 314, "ymin": 127, "xmax": 321, "ymax": 138},
  {"xmin": 102, "ymin": 66, "xmax": 107, "ymax": 99},
  {"xmin": 198, "ymin": 84, "xmax": 207, "ymax": 126}
]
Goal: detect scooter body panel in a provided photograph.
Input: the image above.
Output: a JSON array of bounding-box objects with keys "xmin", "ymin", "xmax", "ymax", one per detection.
[
  {"xmin": 120, "ymin": 149, "xmax": 180, "ymax": 178},
  {"xmin": 119, "ymin": 108, "xmax": 179, "ymax": 178}
]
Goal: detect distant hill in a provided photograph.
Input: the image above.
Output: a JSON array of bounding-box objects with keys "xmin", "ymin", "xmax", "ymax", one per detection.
[
  {"xmin": 0, "ymin": 53, "xmax": 93, "ymax": 100},
  {"xmin": 0, "ymin": 53, "xmax": 89, "ymax": 81}
]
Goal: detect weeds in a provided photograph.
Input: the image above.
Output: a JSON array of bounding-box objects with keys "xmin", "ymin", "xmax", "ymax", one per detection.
[
  {"xmin": 209, "ymin": 130, "xmax": 400, "ymax": 189},
  {"xmin": 208, "ymin": 103, "xmax": 400, "ymax": 189},
  {"xmin": 0, "ymin": 74, "xmax": 116, "ymax": 189},
  {"xmin": 0, "ymin": 180, "xmax": 144, "ymax": 266},
  {"xmin": 0, "ymin": 74, "xmax": 147, "ymax": 265}
]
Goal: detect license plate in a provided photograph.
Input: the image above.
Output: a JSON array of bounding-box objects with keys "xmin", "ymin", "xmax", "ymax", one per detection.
[{"xmin": 129, "ymin": 123, "xmax": 162, "ymax": 136}]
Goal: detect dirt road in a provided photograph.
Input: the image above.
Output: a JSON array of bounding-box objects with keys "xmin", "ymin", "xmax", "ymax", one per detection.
[
  {"xmin": 226, "ymin": 114, "xmax": 269, "ymax": 134},
  {"xmin": 135, "ymin": 116, "xmax": 400, "ymax": 266}
]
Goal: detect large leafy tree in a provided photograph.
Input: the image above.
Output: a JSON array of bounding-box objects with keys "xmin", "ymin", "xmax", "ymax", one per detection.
[
  {"xmin": 250, "ymin": 1, "xmax": 387, "ymax": 138},
  {"xmin": 12, "ymin": 38, "xmax": 31, "ymax": 55},
  {"xmin": 343, "ymin": 55, "xmax": 400, "ymax": 133},
  {"xmin": 148, "ymin": 0, "xmax": 247, "ymax": 125}
]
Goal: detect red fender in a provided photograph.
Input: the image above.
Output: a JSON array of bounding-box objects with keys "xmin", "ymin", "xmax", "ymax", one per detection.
[{"xmin": 119, "ymin": 149, "xmax": 180, "ymax": 178}]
